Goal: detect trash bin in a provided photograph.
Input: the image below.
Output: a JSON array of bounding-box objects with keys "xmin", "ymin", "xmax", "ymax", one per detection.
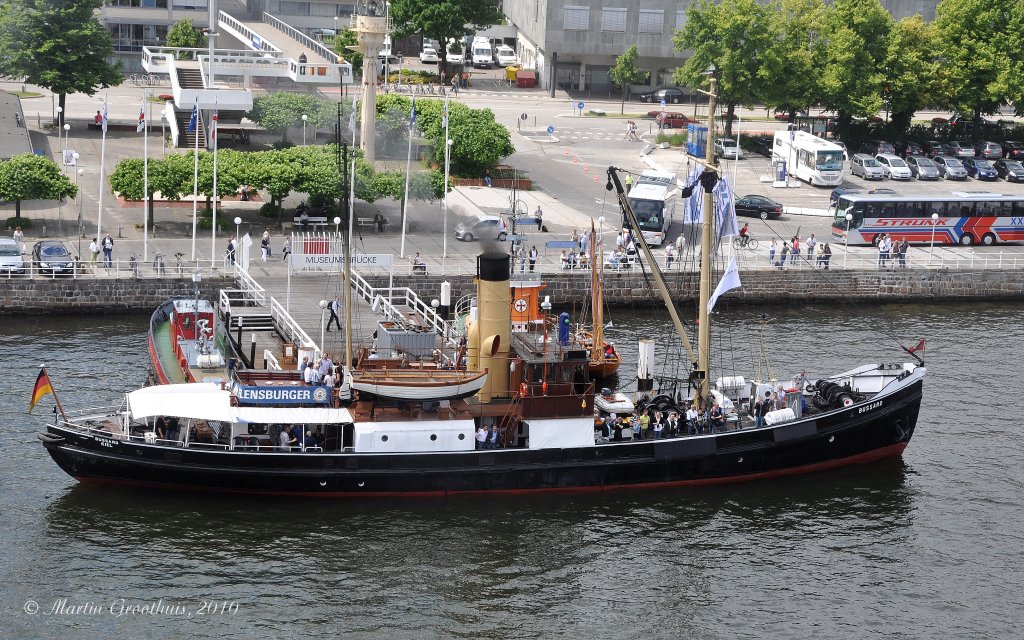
[
  {"xmin": 516, "ymin": 70, "xmax": 536, "ymax": 88},
  {"xmin": 505, "ymin": 66, "xmax": 518, "ymax": 83}
]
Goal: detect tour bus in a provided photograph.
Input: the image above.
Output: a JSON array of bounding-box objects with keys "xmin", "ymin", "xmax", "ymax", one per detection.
[
  {"xmin": 773, "ymin": 130, "xmax": 845, "ymax": 186},
  {"xmin": 627, "ymin": 170, "xmax": 677, "ymax": 246},
  {"xmin": 831, "ymin": 192, "xmax": 1024, "ymax": 246},
  {"xmin": 471, "ymin": 37, "xmax": 492, "ymax": 68}
]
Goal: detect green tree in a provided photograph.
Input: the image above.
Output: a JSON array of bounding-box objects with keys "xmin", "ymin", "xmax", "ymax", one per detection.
[
  {"xmin": 609, "ymin": 44, "xmax": 649, "ymax": 115},
  {"xmin": 0, "ymin": 0, "xmax": 121, "ymax": 127},
  {"xmin": 165, "ymin": 18, "xmax": 208, "ymax": 59},
  {"xmin": 673, "ymin": 0, "xmax": 774, "ymax": 137},
  {"xmin": 818, "ymin": 0, "xmax": 893, "ymax": 137},
  {"xmin": 882, "ymin": 16, "xmax": 941, "ymax": 132},
  {"xmin": 331, "ymin": 28, "xmax": 363, "ymax": 76},
  {"xmin": 759, "ymin": 0, "xmax": 827, "ymax": 121},
  {"xmin": 1004, "ymin": 2, "xmax": 1024, "ymax": 115},
  {"xmin": 934, "ymin": 0, "xmax": 1018, "ymax": 125},
  {"xmin": 389, "ymin": 0, "xmax": 502, "ymax": 69},
  {"xmin": 0, "ymin": 153, "xmax": 77, "ymax": 219},
  {"xmin": 247, "ymin": 92, "xmax": 325, "ymax": 143},
  {"xmin": 109, "ymin": 157, "xmax": 161, "ymax": 225}
]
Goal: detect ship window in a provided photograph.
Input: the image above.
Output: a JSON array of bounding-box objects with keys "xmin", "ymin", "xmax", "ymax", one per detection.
[
  {"xmin": 430, "ymin": 434, "xmax": 437, "ymax": 441},
  {"xmin": 458, "ymin": 433, "xmax": 465, "ymax": 440},
  {"xmin": 381, "ymin": 435, "xmax": 388, "ymax": 442}
]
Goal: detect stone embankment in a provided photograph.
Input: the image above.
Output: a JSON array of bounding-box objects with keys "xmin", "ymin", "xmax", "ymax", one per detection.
[{"xmin": 1, "ymin": 270, "xmax": 1023, "ymax": 315}]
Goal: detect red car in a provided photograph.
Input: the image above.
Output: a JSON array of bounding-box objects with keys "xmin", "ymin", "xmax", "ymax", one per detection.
[{"xmin": 656, "ymin": 112, "xmax": 689, "ymax": 128}]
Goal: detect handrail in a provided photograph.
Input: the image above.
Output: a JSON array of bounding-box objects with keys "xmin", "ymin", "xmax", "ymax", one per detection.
[
  {"xmin": 234, "ymin": 267, "xmax": 267, "ymax": 305},
  {"xmin": 219, "ymin": 11, "xmax": 283, "ymax": 54},
  {"xmin": 263, "ymin": 349, "xmax": 282, "ymax": 371},
  {"xmin": 262, "ymin": 11, "xmax": 339, "ymax": 63},
  {"xmin": 269, "ymin": 296, "xmax": 318, "ymax": 352}
]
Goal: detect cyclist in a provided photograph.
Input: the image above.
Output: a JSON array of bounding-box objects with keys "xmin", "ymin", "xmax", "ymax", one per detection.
[{"xmin": 739, "ymin": 223, "xmax": 750, "ymax": 247}]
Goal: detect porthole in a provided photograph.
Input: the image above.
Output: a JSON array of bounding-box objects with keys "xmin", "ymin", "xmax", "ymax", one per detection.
[
  {"xmin": 458, "ymin": 433, "xmax": 465, "ymax": 440},
  {"xmin": 828, "ymin": 435, "xmax": 835, "ymax": 443},
  {"xmin": 381, "ymin": 435, "xmax": 388, "ymax": 442},
  {"xmin": 737, "ymin": 456, "xmax": 744, "ymax": 463},
  {"xmin": 319, "ymin": 480, "xmax": 327, "ymax": 487},
  {"xmin": 430, "ymin": 434, "xmax": 437, "ymax": 441}
]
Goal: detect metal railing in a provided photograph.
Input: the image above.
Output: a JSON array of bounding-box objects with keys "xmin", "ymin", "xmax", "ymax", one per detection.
[
  {"xmin": 349, "ymin": 270, "xmax": 455, "ymax": 343},
  {"xmin": 218, "ymin": 12, "xmax": 283, "ymax": 54},
  {"xmin": 263, "ymin": 349, "xmax": 282, "ymax": 371},
  {"xmin": 269, "ymin": 296, "xmax": 318, "ymax": 353},
  {"xmin": 261, "ymin": 11, "xmax": 339, "ymax": 63}
]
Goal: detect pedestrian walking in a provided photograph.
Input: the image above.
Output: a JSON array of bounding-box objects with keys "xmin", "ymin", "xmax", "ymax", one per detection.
[
  {"xmin": 260, "ymin": 231, "xmax": 270, "ymax": 261},
  {"xmin": 12, "ymin": 226, "xmax": 24, "ymax": 254},
  {"xmin": 534, "ymin": 206, "xmax": 543, "ymax": 231},
  {"xmin": 326, "ymin": 296, "xmax": 341, "ymax": 331},
  {"xmin": 528, "ymin": 245, "xmax": 538, "ymax": 272},
  {"xmin": 282, "ymin": 237, "xmax": 292, "ymax": 262},
  {"xmin": 101, "ymin": 234, "xmax": 114, "ymax": 267},
  {"xmin": 225, "ymin": 236, "xmax": 236, "ymax": 265},
  {"xmin": 769, "ymin": 238, "xmax": 777, "ymax": 265}
]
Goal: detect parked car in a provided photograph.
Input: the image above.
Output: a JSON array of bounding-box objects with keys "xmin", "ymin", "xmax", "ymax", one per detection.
[
  {"xmin": 895, "ymin": 141, "xmax": 924, "ymax": 157},
  {"xmin": 638, "ymin": 86, "xmax": 685, "ymax": 104},
  {"xmin": 418, "ymin": 47, "xmax": 439, "ymax": 64},
  {"xmin": 773, "ymin": 110, "xmax": 792, "ymax": 122},
  {"xmin": 0, "ymin": 238, "xmax": 26, "ymax": 275},
  {"xmin": 748, "ymin": 135, "xmax": 773, "ymax": 158},
  {"xmin": 454, "ymin": 215, "xmax": 508, "ymax": 242},
  {"xmin": 868, "ymin": 188, "xmax": 898, "ymax": 195},
  {"xmin": 932, "ymin": 155, "xmax": 969, "ymax": 180},
  {"xmin": 994, "ymin": 159, "xmax": 1024, "ymax": 182},
  {"xmin": 859, "ymin": 140, "xmax": 895, "ymax": 156},
  {"xmin": 924, "ymin": 140, "xmax": 945, "ymax": 157},
  {"xmin": 493, "ymin": 45, "xmax": 518, "ymax": 66},
  {"xmin": 829, "ymin": 187, "xmax": 860, "ymax": 208},
  {"xmin": 31, "ymin": 240, "xmax": 75, "ymax": 275},
  {"xmin": 962, "ymin": 158, "xmax": 999, "ymax": 180},
  {"xmin": 944, "ymin": 140, "xmax": 975, "ymax": 158},
  {"xmin": 904, "ymin": 155, "xmax": 941, "ymax": 180},
  {"xmin": 714, "ymin": 138, "xmax": 744, "ymax": 160},
  {"xmin": 446, "ymin": 45, "xmax": 465, "ymax": 64},
  {"xmin": 975, "ymin": 141, "xmax": 1003, "ymax": 159},
  {"xmin": 655, "ymin": 112, "xmax": 689, "ymax": 128},
  {"xmin": 875, "ymin": 154, "xmax": 913, "ymax": 180},
  {"xmin": 851, "ymin": 153, "xmax": 885, "ymax": 180},
  {"xmin": 835, "ymin": 140, "xmax": 849, "ymax": 161},
  {"xmin": 1002, "ymin": 141, "xmax": 1024, "ymax": 160},
  {"xmin": 734, "ymin": 195, "xmax": 783, "ymax": 220}
]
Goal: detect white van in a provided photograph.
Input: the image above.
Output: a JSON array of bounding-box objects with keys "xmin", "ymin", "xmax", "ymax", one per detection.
[{"xmin": 471, "ymin": 38, "xmax": 492, "ymax": 69}]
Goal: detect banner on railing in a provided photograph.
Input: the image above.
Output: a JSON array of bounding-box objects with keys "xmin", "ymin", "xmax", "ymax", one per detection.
[{"xmin": 290, "ymin": 252, "xmax": 393, "ymax": 270}]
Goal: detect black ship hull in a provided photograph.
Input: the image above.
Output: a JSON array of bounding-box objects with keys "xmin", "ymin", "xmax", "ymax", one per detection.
[{"xmin": 38, "ymin": 377, "xmax": 923, "ymax": 497}]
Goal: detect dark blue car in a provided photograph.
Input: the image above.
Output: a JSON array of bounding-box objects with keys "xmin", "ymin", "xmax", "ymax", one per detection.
[{"xmin": 962, "ymin": 158, "xmax": 998, "ymax": 181}]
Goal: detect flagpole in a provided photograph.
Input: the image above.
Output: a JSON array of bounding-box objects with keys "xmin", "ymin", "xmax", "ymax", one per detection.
[
  {"xmin": 443, "ymin": 93, "xmax": 450, "ymax": 260},
  {"xmin": 96, "ymin": 93, "xmax": 108, "ymax": 242},
  {"xmin": 190, "ymin": 99, "xmax": 200, "ymax": 261},
  {"xmin": 211, "ymin": 101, "xmax": 218, "ymax": 267},
  {"xmin": 399, "ymin": 97, "xmax": 414, "ymax": 259},
  {"xmin": 143, "ymin": 90, "xmax": 150, "ymax": 263}
]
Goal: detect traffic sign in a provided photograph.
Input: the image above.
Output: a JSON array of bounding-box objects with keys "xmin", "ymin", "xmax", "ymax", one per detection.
[
  {"xmin": 577, "ymin": 101, "xmax": 585, "ymax": 110},
  {"xmin": 546, "ymin": 125, "xmax": 555, "ymax": 134}
]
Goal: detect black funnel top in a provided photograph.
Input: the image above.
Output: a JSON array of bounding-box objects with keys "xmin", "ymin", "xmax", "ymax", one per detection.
[{"xmin": 477, "ymin": 252, "xmax": 510, "ymax": 282}]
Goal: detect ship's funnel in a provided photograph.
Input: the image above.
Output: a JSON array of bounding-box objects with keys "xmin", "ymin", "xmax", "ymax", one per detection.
[{"xmin": 475, "ymin": 251, "xmax": 511, "ymax": 401}]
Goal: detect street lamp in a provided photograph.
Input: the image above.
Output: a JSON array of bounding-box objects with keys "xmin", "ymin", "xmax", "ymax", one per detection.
[
  {"xmin": 334, "ymin": 216, "xmax": 341, "ymax": 234},
  {"xmin": 62, "ymin": 123, "xmax": 70, "ymax": 167},
  {"xmin": 318, "ymin": 298, "xmax": 328, "ymax": 353},
  {"xmin": 234, "ymin": 215, "xmax": 242, "ymax": 249},
  {"xmin": 443, "ymin": 136, "xmax": 453, "ymax": 258},
  {"xmin": 844, "ymin": 212, "xmax": 853, "ymax": 268},
  {"xmin": 302, "ymin": 114, "xmax": 308, "ymax": 146},
  {"xmin": 929, "ymin": 212, "xmax": 939, "ymax": 266},
  {"xmin": 161, "ymin": 114, "xmax": 168, "ymax": 155},
  {"xmin": 77, "ymin": 167, "xmax": 85, "ymax": 257}
]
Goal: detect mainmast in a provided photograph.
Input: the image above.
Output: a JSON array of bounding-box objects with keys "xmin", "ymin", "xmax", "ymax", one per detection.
[{"xmin": 696, "ymin": 75, "xmax": 719, "ymax": 403}]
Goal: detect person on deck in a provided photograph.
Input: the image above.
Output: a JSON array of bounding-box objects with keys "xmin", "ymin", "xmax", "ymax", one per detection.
[
  {"xmin": 604, "ymin": 343, "xmax": 616, "ymax": 359},
  {"xmin": 754, "ymin": 391, "xmax": 772, "ymax": 428},
  {"xmin": 686, "ymin": 405, "xmax": 699, "ymax": 435},
  {"xmin": 476, "ymin": 426, "xmax": 488, "ymax": 450},
  {"xmin": 709, "ymin": 402, "xmax": 725, "ymax": 434}
]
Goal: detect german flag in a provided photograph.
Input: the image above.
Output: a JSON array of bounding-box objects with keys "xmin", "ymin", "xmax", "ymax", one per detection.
[{"xmin": 28, "ymin": 367, "xmax": 54, "ymax": 414}]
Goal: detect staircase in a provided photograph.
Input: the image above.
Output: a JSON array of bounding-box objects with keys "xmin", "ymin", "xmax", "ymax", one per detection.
[{"xmin": 175, "ymin": 107, "xmax": 206, "ymax": 148}]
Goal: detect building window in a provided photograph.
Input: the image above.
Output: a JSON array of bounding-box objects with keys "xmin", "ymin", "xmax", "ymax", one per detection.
[
  {"xmin": 677, "ymin": 10, "xmax": 687, "ymax": 30},
  {"xmin": 564, "ymin": 6, "xmax": 589, "ymax": 31},
  {"xmin": 638, "ymin": 9, "xmax": 663, "ymax": 34},
  {"xmin": 601, "ymin": 7, "xmax": 626, "ymax": 33},
  {"xmin": 279, "ymin": 1, "xmax": 310, "ymax": 15}
]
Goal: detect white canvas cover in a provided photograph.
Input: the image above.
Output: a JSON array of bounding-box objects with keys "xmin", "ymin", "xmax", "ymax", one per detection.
[
  {"xmin": 127, "ymin": 383, "xmax": 353, "ymax": 424},
  {"xmin": 526, "ymin": 417, "xmax": 595, "ymax": 450},
  {"xmin": 354, "ymin": 420, "xmax": 475, "ymax": 453}
]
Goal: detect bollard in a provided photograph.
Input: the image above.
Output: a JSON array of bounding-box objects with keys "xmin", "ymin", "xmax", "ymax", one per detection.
[{"xmin": 118, "ymin": 225, "xmax": 123, "ymax": 238}]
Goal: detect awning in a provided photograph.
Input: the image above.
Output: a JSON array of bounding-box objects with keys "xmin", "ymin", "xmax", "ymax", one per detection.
[{"xmin": 126, "ymin": 383, "xmax": 353, "ymax": 424}]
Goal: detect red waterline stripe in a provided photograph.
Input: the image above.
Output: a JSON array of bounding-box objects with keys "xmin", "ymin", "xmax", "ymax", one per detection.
[
  {"xmin": 72, "ymin": 442, "xmax": 909, "ymax": 498},
  {"xmin": 147, "ymin": 335, "xmax": 170, "ymax": 385}
]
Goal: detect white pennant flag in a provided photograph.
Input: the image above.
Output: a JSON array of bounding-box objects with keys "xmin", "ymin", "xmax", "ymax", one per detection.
[{"xmin": 708, "ymin": 256, "xmax": 741, "ymax": 313}]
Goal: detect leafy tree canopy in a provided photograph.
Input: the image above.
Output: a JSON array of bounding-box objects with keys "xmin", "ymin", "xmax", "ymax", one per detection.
[
  {"xmin": 331, "ymin": 28, "xmax": 363, "ymax": 76},
  {"xmin": 609, "ymin": 44, "xmax": 649, "ymax": 114},
  {"xmin": 165, "ymin": 18, "xmax": 208, "ymax": 59},
  {"xmin": 0, "ymin": 153, "xmax": 77, "ymax": 218}
]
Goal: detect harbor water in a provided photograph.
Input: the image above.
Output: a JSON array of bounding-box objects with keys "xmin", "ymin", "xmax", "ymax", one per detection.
[{"xmin": 3, "ymin": 303, "xmax": 1023, "ymax": 639}]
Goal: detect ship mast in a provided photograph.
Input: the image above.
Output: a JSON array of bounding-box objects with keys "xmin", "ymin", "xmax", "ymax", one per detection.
[
  {"xmin": 589, "ymin": 220, "xmax": 602, "ymax": 362},
  {"xmin": 696, "ymin": 75, "xmax": 719, "ymax": 404}
]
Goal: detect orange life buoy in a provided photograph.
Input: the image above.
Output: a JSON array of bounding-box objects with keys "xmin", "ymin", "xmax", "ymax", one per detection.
[
  {"xmin": 520, "ymin": 382, "xmax": 528, "ymax": 397},
  {"xmin": 541, "ymin": 381, "xmax": 548, "ymax": 396}
]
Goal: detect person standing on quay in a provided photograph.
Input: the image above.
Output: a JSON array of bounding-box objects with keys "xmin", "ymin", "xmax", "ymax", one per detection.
[
  {"xmin": 528, "ymin": 245, "xmax": 538, "ymax": 272},
  {"xmin": 769, "ymin": 238, "xmax": 777, "ymax": 265},
  {"xmin": 534, "ymin": 205, "xmax": 543, "ymax": 231},
  {"xmin": 89, "ymin": 237, "xmax": 99, "ymax": 264},
  {"xmin": 12, "ymin": 226, "xmax": 24, "ymax": 254},
  {"xmin": 101, "ymin": 233, "xmax": 114, "ymax": 267}
]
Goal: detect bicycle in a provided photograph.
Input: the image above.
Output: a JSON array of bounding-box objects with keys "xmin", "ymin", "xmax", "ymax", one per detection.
[
  {"xmin": 153, "ymin": 252, "xmax": 166, "ymax": 275},
  {"xmin": 175, "ymin": 252, "xmax": 185, "ymax": 276},
  {"xmin": 732, "ymin": 236, "xmax": 759, "ymax": 251}
]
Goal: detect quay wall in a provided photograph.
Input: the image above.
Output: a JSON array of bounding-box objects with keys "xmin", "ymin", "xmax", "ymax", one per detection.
[
  {"xmin": 0, "ymin": 278, "xmax": 233, "ymax": 315},
  {"xmin": 365, "ymin": 269, "xmax": 1024, "ymax": 308}
]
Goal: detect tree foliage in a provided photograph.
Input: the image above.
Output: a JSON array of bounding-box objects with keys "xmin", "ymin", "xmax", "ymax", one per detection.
[
  {"xmin": 247, "ymin": 92, "xmax": 325, "ymax": 142},
  {"xmin": 609, "ymin": 44, "xmax": 649, "ymax": 114},
  {"xmin": 165, "ymin": 18, "xmax": 208, "ymax": 59},
  {"xmin": 0, "ymin": 0, "xmax": 121, "ymax": 125},
  {"xmin": 331, "ymin": 28, "xmax": 363, "ymax": 76},
  {"xmin": 389, "ymin": 0, "xmax": 502, "ymax": 68},
  {"xmin": 673, "ymin": 0, "xmax": 774, "ymax": 136},
  {"xmin": 759, "ymin": 0, "xmax": 827, "ymax": 119},
  {"xmin": 882, "ymin": 16, "xmax": 941, "ymax": 132},
  {"xmin": 0, "ymin": 153, "xmax": 77, "ymax": 218}
]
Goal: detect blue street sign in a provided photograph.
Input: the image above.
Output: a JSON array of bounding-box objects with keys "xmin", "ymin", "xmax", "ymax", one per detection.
[
  {"xmin": 577, "ymin": 101, "xmax": 585, "ymax": 110},
  {"xmin": 546, "ymin": 125, "xmax": 555, "ymax": 134}
]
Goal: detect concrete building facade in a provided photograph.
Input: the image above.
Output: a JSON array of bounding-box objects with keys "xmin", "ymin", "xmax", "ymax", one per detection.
[{"xmin": 501, "ymin": 0, "xmax": 941, "ymax": 94}]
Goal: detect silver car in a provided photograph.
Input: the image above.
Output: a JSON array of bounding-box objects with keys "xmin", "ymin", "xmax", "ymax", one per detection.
[
  {"xmin": 933, "ymin": 155, "xmax": 968, "ymax": 180},
  {"xmin": 875, "ymin": 153, "xmax": 912, "ymax": 180},
  {"xmin": 905, "ymin": 155, "xmax": 941, "ymax": 180},
  {"xmin": 851, "ymin": 153, "xmax": 885, "ymax": 180},
  {"xmin": 0, "ymin": 238, "xmax": 25, "ymax": 275},
  {"xmin": 714, "ymin": 138, "xmax": 744, "ymax": 160}
]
